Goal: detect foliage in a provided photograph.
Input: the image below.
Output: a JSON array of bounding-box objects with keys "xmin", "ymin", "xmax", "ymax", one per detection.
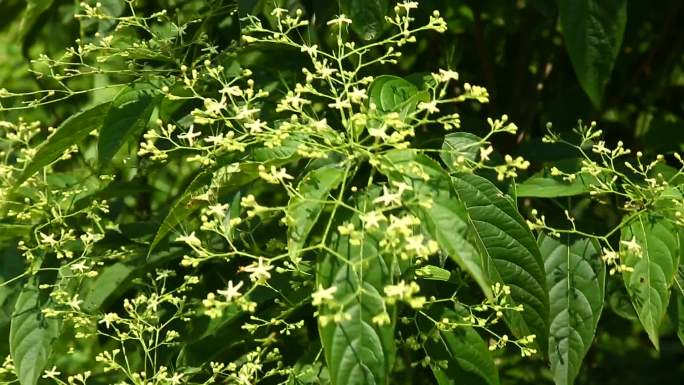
[{"xmin": 0, "ymin": 1, "xmax": 683, "ymax": 385}]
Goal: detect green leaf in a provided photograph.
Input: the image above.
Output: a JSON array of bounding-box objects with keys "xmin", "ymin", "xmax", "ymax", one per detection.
[
  {"xmin": 515, "ymin": 173, "xmax": 597, "ymax": 198},
  {"xmin": 441, "ymin": 132, "xmax": 483, "ymax": 167},
  {"xmin": 18, "ymin": 0, "xmax": 54, "ymax": 42},
  {"xmin": 539, "ymin": 234, "xmax": 605, "ymax": 385},
  {"xmin": 379, "ymin": 150, "xmax": 491, "ymax": 297},
  {"xmin": 340, "ymin": 0, "xmax": 388, "ymax": 40},
  {"xmin": 606, "ymin": 278, "xmax": 638, "ymax": 321},
  {"xmin": 98, "ymin": 82, "xmax": 162, "ymax": 166},
  {"xmin": 670, "ymin": 286, "xmax": 684, "ymax": 346},
  {"xmin": 368, "ymin": 75, "xmax": 422, "ymax": 117},
  {"xmin": 10, "ymin": 280, "xmax": 60, "ymax": 385},
  {"xmin": 557, "ymin": 0, "xmax": 627, "ymax": 107},
  {"xmin": 317, "ymin": 193, "xmax": 395, "ymax": 385},
  {"xmin": 422, "ymin": 309, "xmax": 500, "ymax": 385},
  {"xmin": 148, "ymin": 162, "xmax": 260, "ymax": 256},
  {"xmin": 81, "ymin": 261, "xmax": 139, "ymax": 313},
  {"xmin": 16, "ymin": 102, "xmax": 110, "ymax": 186},
  {"xmin": 620, "ymin": 213, "xmax": 680, "ymax": 350},
  {"xmin": 288, "ymin": 165, "xmax": 345, "ymax": 263},
  {"xmin": 451, "ymin": 172, "xmax": 550, "ymax": 355},
  {"xmin": 0, "ymin": 223, "xmax": 33, "ymax": 242},
  {"xmin": 674, "ymin": 231, "xmax": 684, "ymax": 346},
  {"xmin": 415, "ymin": 265, "xmax": 451, "ymax": 282}
]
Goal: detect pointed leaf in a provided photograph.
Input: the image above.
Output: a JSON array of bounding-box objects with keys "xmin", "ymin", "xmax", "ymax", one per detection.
[
  {"xmin": 440, "ymin": 132, "xmax": 483, "ymax": 168},
  {"xmin": 422, "ymin": 309, "xmax": 499, "ymax": 385},
  {"xmin": 16, "ymin": 102, "xmax": 110, "ymax": 186},
  {"xmin": 317, "ymin": 193, "xmax": 395, "ymax": 385},
  {"xmin": 451, "ymin": 172, "xmax": 550, "ymax": 355},
  {"xmin": 10, "ymin": 280, "xmax": 60, "ymax": 385},
  {"xmin": 148, "ymin": 162, "xmax": 260, "ymax": 256},
  {"xmin": 557, "ymin": 0, "xmax": 627, "ymax": 107},
  {"xmin": 539, "ymin": 234, "xmax": 605, "ymax": 385},
  {"xmin": 620, "ymin": 213, "xmax": 680, "ymax": 350},
  {"xmin": 379, "ymin": 150, "xmax": 491, "ymax": 296},
  {"xmin": 98, "ymin": 82, "xmax": 162, "ymax": 166},
  {"xmin": 516, "ymin": 173, "xmax": 597, "ymax": 198},
  {"xmin": 18, "ymin": 0, "xmax": 54, "ymax": 42},
  {"xmin": 340, "ymin": 0, "xmax": 388, "ymax": 40},
  {"xmin": 288, "ymin": 165, "xmax": 345, "ymax": 262}
]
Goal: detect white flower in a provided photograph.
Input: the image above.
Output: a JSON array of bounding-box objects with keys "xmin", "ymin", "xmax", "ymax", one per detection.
[
  {"xmin": 479, "ymin": 145, "xmax": 493, "ymax": 162},
  {"xmin": 300, "ymin": 44, "xmax": 318, "ymax": 57},
  {"xmin": 220, "ymin": 85, "xmax": 243, "ymax": 96},
  {"xmin": 438, "ymin": 68, "xmax": 459, "ymax": 82},
  {"xmin": 311, "ymin": 285, "xmax": 337, "ymax": 306},
  {"xmin": 245, "ymin": 119, "xmax": 267, "ymax": 134},
  {"xmin": 361, "ymin": 211, "xmax": 386, "ymax": 229},
  {"xmin": 327, "ymin": 14, "xmax": 352, "ymax": 26},
  {"xmin": 39, "ymin": 232, "xmax": 58, "ymax": 247},
  {"xmin": 42, "ymin": 366, "xmax": 61, "ymax": 379},
  {"xmin": 620, "ymin": 237, "xmax": 642, "ymax": 255},
  {"xmin": 169, "ymin": 373, "xmax": 184, "ymax": 385},
  {"xmin": 99, "ymin": 313, "xmax": 120, "ymax": 329},
  {"xmin": 178, "ymin": 125, "xmax": 201, "ymax": 146},
  {"xmin": 397, "ymin": 1, "xmax": 419, "ymax": 11},
  {"xmin": 243, "ymin": 257, "xmax": 274, "ymax": 284},
  {"xmin": 217, "ymin": 280, "xmax": 244, "ymax": 301},
  {"xmin": 348, "ymin": 87, "xmax": 368, "ymax": 103},
  {"xmin": 418, "ymin": 100, "xmax": 439, "ymax": 114},
  {"xmin": 374, "ymin": 185, "xmax": 401, "ymax": 206},
  {"xmin": 176, "ymin": 232, "xmax": 202, "ymax": 248}
]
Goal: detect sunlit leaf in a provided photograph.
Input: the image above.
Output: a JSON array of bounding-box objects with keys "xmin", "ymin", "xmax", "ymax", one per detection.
[
  {"xmin": 620, "ymin": 213, "xmax": 680, "ymax": 350},
  {"xmin": 539, "ymin": 234, "xmax": 605, "ymax": 385}
]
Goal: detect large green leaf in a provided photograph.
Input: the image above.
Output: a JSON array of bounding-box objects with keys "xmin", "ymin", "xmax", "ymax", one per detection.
[
  {"xmin": 451, "ymin": 172, "xmax": 550, "ymax": 355},
  {"xmin": 557, "ymin": 0, "xmax": 627, "ymax": 107},
  {"xmin": 539, "ymin": 234, "xmax": 605, "ymax": 385},
  {"xmin": 16, "ymin": 102, "xmax": 110, "ymax": 186},
  {"xmin": 98, "ymin": 82, "xmax": 162, "ymax": 166},
  {"xmin": 340, "ymin": 0, "xmax": 388, "ymax": 40},
  {"xmin": 10, "ymin": 280, "xmax": 60, "ymax": 385},
  {"xmin": 620, "ymin": 213, "xmax": 680, "ymax": 350},
  {"xmin": 288, "ymin": 165, "xmax": 345, "ymax": 263},
  {"xmin": 317, "ymin": 193, "xmax": 395, "ymax": 385},
  {"xmin": 422, "ymin": 309, "xmax": 499, "ymax": 385},
  {"xmin": 379, "ymin": 150, "xmax": 491, "ymax": 296}
]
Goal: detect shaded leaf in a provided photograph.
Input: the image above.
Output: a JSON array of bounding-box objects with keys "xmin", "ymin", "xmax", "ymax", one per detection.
[
  {"xmin": 10, "ymin": 280, "xmax": 60, "ymax": 385},
  {"xmin": 288, "ymin": 164, "xmax": 345, "ymax": 263},
  {"xmin": 557, "ymin": 0, "xmax": 627, "ymax": 107},
  {"xmin": 148, "ymin": 162, "xmax": 260, "ymax": 256},
  {"xmin": 340, "ymin": 0, "xmax": 388, "ymax": 40},
  {"xmin": 422, "ymin": 308, "xmax": 499, "ymax": 385},
  {"xmin": 16, "ymin": 102, "xmax": 110, "ymax": 186},
  {"xmin": 18, "ymin": 0, "xmax": 54, "ymax": 42},
  {"xmin": 539, "ymin": 234, "xmax": 605, "ymax": 385}
]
